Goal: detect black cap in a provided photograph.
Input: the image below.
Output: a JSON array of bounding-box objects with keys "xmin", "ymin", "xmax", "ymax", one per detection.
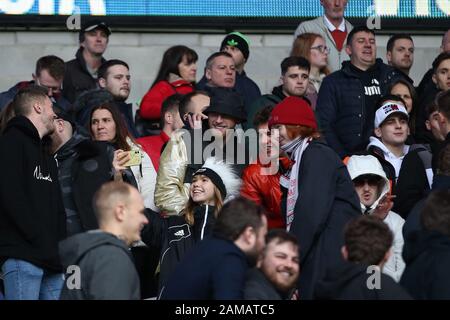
[
  {"xmin": 79, "ymin": 20, "xmax": 111, "ymax": 42},
  {"xmin": 204, "ymin": 88, "xmax": 247, "ymax": 123}
]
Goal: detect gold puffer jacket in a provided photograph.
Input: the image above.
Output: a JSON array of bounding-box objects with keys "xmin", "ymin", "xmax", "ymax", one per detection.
[{"xmin": 154, "ymin": 130, "xmax": 190, "ymax": 215}]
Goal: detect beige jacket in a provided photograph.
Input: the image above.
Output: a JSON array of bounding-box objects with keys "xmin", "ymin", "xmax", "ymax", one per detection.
[
  {"xmin": 294, "ymin": 16, "xmax": 353, "ymax": 72},
  {"xmin": 154, "ymin": 130, "xmax": 190, "ymax": 215}
]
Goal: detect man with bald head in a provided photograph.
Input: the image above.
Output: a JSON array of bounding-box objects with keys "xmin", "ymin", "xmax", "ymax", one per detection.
[{"xmin": 59, "ymin": 181, "xmax": 148, "ymax": 300}]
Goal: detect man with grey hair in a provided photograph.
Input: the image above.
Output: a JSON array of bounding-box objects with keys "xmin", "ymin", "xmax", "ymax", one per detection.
[
  {"xmin": 59, "ymin": 181, "xmax": 148, "ymax": 300},
  {"xmin": 200, "ymin": 51, "xmax": 237, "ymax": 89},
  {"xmin": 294, "ymin": 0, "xmax": 353, "ymax": 72},
  {"xmin": 0, "ymin": 85, "xmax": 66, "ymax": 300}
]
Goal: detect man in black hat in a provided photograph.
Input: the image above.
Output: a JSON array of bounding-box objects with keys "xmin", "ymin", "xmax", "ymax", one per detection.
[
  {"xmin": 49, "ymin": 105, "xmax": 114, "ymax": 237},
  {"xmin": 154, "ymin": 88, "xmax": 252, "ymax": 215},
  {"xmin": 62, "ymin": 20, "xmax": 111, "ymax": 104}
]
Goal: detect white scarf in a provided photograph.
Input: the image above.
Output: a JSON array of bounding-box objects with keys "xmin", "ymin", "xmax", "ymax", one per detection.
[{"xmin": 280, "ymin": 137, "xmax": 311, "ymax": 231}]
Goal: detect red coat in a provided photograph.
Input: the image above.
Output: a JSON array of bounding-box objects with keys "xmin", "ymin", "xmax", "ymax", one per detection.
[
  {"xmin": 139, "ymin": 79, "xmax": 194, "ymax": 120},
  {"xmin": 240, "ymin": 157, "xmax": 292, "ymax": 229},
  {"xmin": 137, "ymin": 131, "xmax": 170, "ymax": 172}
]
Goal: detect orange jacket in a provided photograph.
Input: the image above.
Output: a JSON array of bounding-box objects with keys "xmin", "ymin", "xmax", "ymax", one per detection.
[{"xmin": 241, "ymin": 157, "xmax": 292, "ymax": 229}]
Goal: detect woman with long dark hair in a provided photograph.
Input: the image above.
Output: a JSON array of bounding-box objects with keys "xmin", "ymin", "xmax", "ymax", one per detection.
[
  {"xmin": 139, "ymin": 45, "xmax": 198, "ymax": 122},
  {"xmin": 88, "ymin": 102, "xmax": 158, "ymax": 211}
]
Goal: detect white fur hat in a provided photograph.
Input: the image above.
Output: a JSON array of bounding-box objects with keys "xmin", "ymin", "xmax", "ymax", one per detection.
[{"xmin": 193, "ymin": 157, "xmax": 241, "ymax": 201}]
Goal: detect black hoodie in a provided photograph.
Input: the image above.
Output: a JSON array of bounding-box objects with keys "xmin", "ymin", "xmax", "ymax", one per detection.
[
  {"xmin": 314, "ymin": 261, "xmax": 411, "ymax": 300},
  {"xmin": 59, "ymin": 231, "xmax": 140, "ymax": 300},
  {"xmin": 0, "ymin": 116, "xmax": 66, "ymax": 271},
  {"xmin": 401, "ymin": 230, "xmax": 450, "ymax": 299}
]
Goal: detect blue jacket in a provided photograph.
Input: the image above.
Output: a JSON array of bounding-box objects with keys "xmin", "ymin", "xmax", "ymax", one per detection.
[
  {"xmin": 161, "ymin": 237, "xmax": 249, "ymax": 300},
  {"xmin": 0, "ymin": 81, "xmax": 71, "ymax": 112},
  {"xmin": 316, "ymin": 59, "xmax": 403, "ymax": 158},
  {"xmin": 197, "ymin": 71, "xmax": 261, "ymax": 123}
]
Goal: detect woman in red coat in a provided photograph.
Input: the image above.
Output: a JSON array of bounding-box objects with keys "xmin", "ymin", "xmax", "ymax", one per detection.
[{"xmin": 139, "ymin": 45, "xmax": 197, "ymax": 121}]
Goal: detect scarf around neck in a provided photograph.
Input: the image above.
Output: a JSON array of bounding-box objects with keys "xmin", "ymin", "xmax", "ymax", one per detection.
[{"xmin": 280, "ymin": 136, "xmax": 311, "ymax": 231}]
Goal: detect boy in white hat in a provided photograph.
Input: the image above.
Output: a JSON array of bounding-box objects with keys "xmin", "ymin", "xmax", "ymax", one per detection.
[{"xmin": 367, "ymin": 95, "xmax": 411, "ymax": 182}]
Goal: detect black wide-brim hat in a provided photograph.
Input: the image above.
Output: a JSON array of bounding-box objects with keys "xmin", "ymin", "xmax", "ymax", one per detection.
[{"xmin": 203, "ymin": 88, "xmax": 247, "ymax": 123}]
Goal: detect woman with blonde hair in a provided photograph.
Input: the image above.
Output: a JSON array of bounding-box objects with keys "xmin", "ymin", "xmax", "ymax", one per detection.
[{"xmin": 291, "ymin": 33, "xmax": 330, "ymax": 109}]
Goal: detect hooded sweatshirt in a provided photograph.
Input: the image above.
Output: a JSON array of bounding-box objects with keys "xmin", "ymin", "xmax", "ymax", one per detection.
[
  {"xmin": 59, "ymin": 230, "xmax": 140, "ymax": 300},
  {"xmin": 347, "ymin": 155, "xmax": 405, "ymax": 282},
  {"xmin": 401, "ymin": 230, "xmax": 450, "ymax": 299},
  {"xmin": 0, "ymin": 116, "xmax": 66, "ymax": 271},
  {"xmin": 314, "ymin": 261, "xmax": 411, "ymax": 300},
  {"xmin": 367, "ymin": 137, "xmax": 410, "ymax": 181}
]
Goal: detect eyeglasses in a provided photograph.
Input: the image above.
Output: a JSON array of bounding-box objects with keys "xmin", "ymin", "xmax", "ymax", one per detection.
[
  {"xmin": 310, "ymin": 45, "xmax": 330, "ymax": 54},
  {"xmin": 353, "ymin": 175, "xmax": 382, "ymax": 187},
  {"xmin": 35, "ymin": 78, "xmax": 62, "ymax": 94}
]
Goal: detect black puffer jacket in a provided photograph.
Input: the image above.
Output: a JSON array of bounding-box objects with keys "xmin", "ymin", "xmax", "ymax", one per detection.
[
  {"xmin": 316, "ymin": 59, "xmax": 403, "ymax": 158},
  {"xmin": 54, "ymin": 130, "xmax": 113, "ymax": 234}
]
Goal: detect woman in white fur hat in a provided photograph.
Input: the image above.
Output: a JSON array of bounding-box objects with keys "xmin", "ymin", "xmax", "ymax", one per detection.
[{"xmin": 141, "ymin": 157, "xmax": 241, "ymax": 298}]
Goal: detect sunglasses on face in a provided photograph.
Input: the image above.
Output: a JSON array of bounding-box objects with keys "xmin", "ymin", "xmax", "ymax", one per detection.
[{"xmin": 353, "ymin": 175, "xmax": 382, "ymax": 187}]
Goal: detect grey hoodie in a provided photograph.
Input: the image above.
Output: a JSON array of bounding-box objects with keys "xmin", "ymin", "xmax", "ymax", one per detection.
[{"xmin": 59, "ymin": 230, "xmax": 140, "ymax": 300}]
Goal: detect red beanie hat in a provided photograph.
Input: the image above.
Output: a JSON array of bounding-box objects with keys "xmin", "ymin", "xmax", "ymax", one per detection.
[{"xmin": 268, "ymin": 96, "xmax": 317, "ymax": 129}]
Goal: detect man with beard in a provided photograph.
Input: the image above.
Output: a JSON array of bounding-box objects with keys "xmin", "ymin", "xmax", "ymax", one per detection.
[
  {"xmin": 161, "ymin": 198, "xmax": 268, "ymax": 300},
  {"xmin": 0, "ymin": 86, "xmax": 66, "ymax": 300},
  {"xmin": 244, "ymin": 229, "xmax": 299, "ymax": 300},
  {"xmin": 97, "ymin": 59, "xmax": 138, "ymax": 137},
  {"xmin": 386, "ymin": 34, "xmax": 415, "ymax": 84}
]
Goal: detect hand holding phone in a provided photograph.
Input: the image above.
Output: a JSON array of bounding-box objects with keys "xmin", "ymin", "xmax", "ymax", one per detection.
[{"xmin": 124, "ymin": 149, "xmax": 142, "ymax": 167}]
